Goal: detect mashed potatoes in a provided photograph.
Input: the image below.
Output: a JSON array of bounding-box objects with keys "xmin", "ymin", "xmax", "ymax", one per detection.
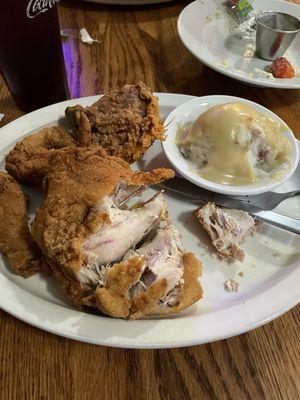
[{"xmin": 176, "ymin": 103, "xmax": 292, "ymax": 185}]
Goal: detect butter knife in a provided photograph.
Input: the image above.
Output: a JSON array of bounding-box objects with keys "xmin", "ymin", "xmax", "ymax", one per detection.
[{"xmin": 156, "ymin": 178, "xmax": 300, "ymax": 235}]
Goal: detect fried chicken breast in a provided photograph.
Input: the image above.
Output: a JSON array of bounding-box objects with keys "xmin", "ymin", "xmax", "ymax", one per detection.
[
  {"xmin": 0, "ymin": 172, "xmax": 41, "ymax": 277},
  {"xmin": 32, "ymin": 146, "xmax": 203, "ymax": 319},
  {"xmin": 65, "ymin": 82, "xmax": 165, "ymax": 163},
  {"xmin": 5, "ymin": 126, "xmax": 76, "ymax": 185}
]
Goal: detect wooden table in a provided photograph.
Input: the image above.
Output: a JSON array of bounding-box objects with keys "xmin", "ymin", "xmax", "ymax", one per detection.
[{"xmin": 0, "ymin": 1, "xmax": 299, "ymax": 399}]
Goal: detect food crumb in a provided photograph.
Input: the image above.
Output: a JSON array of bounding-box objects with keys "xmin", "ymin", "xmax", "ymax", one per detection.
[
  {"xmin": 215, "ymin": 9, "xmax": 222, "ymax": 19},
  {"xmin": 238, "ymin": 271, "xmax": 244, "ymax": 277},
  {"xmin": 215, "ymin": 59, "xmax": 231, "ymax": 68},
  {"xmin": 272, "ymin": 251, "xmax": 281, "ymax": 258},
  {"xmin": 206, "ymin": 15, "xmax": 213, "ymax": 23},
  {"xmin": 224, "ymin": 279, "xmax": 239, "ymax": 292}
]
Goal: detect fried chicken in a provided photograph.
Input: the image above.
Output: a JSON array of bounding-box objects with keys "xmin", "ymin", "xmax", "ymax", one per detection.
[
  {"xmin": 65, "ymin": 82, "xmax": 165, "ymax": 163},
  {"xmin": 194, "ymin": 202, "xmax": 257, "ymax": 262},
  {"xmin": 32, "ymin": 146, "xmax": 203, "ymax": 319},
  {"xmin": 5, "ymin": 126, "xmax": 76, "ymax": 185},
  {"xmin": 0, "ymin": 172, "xmax": 41, "ymax": 277},
  {"xmin": 5, "ymin": 83, "xmax": 164, "ymax": 187}
]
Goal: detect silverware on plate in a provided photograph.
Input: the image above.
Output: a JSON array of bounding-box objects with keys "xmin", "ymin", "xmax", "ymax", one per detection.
[
  {"xmin": 157, "ymin": 177, "xmax": 300, "ymax": 211},
  {"xmin": 155, "ymin": 177, "xmax": 300, "ymax": 235}
]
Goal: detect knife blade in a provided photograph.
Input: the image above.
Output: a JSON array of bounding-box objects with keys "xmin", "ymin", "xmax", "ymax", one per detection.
[{"xmin": 155, "ymin": 178, "xmax": 300, "ymax": 235}]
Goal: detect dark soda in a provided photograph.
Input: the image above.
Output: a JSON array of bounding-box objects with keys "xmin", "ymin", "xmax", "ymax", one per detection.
[{"xmin": 0, "ymin": 0, "xmax": 69, "ymax": 112}]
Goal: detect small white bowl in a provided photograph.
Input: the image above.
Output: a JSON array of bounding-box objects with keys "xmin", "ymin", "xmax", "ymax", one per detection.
[{"xmin": 162, "ymin": 95, "xmax": 299, "ymax": 196}]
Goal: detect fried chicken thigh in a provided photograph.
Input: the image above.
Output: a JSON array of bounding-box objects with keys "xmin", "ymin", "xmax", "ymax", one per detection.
[
  {"xmin": 65, "ymin": 82, "xmax": 165, "ymax": 163},
  {"xmin": 0, "ymin": 172, "xmax": 41, "ymax": 277},
  {"xmin": 5, "ymin": 126, "xmax": 76, "ymax": 185},
  {"xmin": 32, "ymin": 146, "xmax": 203, "ymax": 319},
  {"xmin": 5, "ymin": 83, "xmax": 164, "ymax": 187}
]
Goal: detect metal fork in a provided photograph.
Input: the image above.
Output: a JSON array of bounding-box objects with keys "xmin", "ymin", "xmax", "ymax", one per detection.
[
  {"xmin": 156, "ymin": 177, "xmax": 300, "ymax": 211},
  {"xmin": 117, "ymin": 178, "xmax": 300, "ymax": 234},
  {"xmin": 231, "ymin": 190, "xmax": 300, "ymax": 210}
]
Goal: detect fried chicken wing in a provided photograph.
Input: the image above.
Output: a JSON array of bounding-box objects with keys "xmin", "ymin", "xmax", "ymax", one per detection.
[
  {"xmin": 32, "ymin": 146, "xmax": 203, "ymax": 318},
  {"xmin": 65, "ymin": 82, "xmax": 165, "ymax": 163},
  {"xmin": 0, "ymin": 172, "xmax": 41, "ymax": 277},
  {"xmin": 5, "ymin": 126, "xmax": 76, "ymax": 185}
]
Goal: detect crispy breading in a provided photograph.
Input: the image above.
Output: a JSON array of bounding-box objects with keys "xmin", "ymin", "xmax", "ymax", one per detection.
[
  {"xmin": 130, "ymin": 279, "xmax": 169, "ymax": 320},
  {"xmin": 128, "ymin": 169, "xmax": 175, "ymax": 186},
  {"xmin": 96, "ymin": 256, "xmax": 145, "ymax": 318},
  {"xmin": 45, "ymin": 260, "xmax": 93, "ymax": 307},
  {"xmin": 95, "ymin": 252, "xmax": 203, "ymax": 320},
  {"xmin": 65, "ymin": 82, "xmax": 165, "ymax": 163},
  {"xmin": 5, "ymin": 83, "xmax": 164, "ymax": 187},
  {"xmin": 30, "ymin": 146, "xmax": 203, "ymax": 319},
  {"xmin": 146, "ymin": 253, "xmax": 203, "ymax": 317},
  {"xmin": 0, "ymin": 172, "xmax": 41, "ymax": 277},
  {"xmin": 5, "ymin": 126, "xmax": 76, "ymax": 185},
  {"xmin": 32, "ymin": 147, "xmax": 174, "ymax": 295},
  {"xmin": 32, "ymin": 146, "xmax": 132, "ymax": 270}
]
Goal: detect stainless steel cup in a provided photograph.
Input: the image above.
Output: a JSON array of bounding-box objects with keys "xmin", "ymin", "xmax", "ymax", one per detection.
[{"xmin": 255, "ymin": 12, "xmax": 300, "ymax": 60}]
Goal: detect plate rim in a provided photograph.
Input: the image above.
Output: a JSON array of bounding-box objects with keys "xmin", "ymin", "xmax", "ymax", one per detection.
[
  {"xmin": 177, "ymin": 0, "xmax": 300, "ymax": 89},
  {"xmin": 0, "ymin": 93, "xmax": 299, "ymax": 349}
]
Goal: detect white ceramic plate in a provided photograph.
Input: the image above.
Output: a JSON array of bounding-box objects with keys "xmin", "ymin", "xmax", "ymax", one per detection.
[
  {"xmin": 0, "ymin": 94, "xmax": 299, "ymax": 348},
  {"xmin": 162, "ymin": 95, "xmax": 299, "ymax": 195},
  {"xmin": 178, "ymin": 0, "xmax": 300, "ymax": 89}
]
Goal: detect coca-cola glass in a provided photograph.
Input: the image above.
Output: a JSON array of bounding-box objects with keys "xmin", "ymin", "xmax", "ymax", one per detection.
[{"xmin": 0, "ymin": 0, "xmax": 69, "ymax": 112}]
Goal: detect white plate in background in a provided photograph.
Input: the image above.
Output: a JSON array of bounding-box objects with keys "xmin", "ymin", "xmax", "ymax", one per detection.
[
  {"xmin": 0, "ymin": 93, "xmax": 299, "ymax": 348},
  {"xmin": 178, "ymin": 0, "xmax": 300, "ymax": 89}
]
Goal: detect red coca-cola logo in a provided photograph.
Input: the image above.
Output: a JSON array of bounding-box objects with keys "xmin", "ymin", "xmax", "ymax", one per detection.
[{"xmin": 26, "ymin": 0, "xmax": 60, "ymax": 19}]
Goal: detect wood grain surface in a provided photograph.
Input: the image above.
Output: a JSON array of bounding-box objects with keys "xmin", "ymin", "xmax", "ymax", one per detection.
[{"xmin": 0, "ymin": 1, "xmax": 299, "ymax": 399}]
